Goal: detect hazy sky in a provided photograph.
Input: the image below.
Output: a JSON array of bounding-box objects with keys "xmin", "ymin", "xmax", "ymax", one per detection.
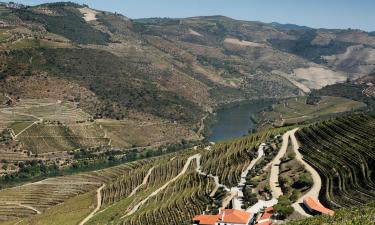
[{"xmin": 15, "ymin": 0, "xmax": 375, "ymax": 31}]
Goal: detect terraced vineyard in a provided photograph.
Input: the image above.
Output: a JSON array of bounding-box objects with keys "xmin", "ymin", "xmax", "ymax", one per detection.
[
  {"xmin": 0, "ymin": 126, "xmax": 286, "ymax": 225},
  {"xmin": 287, "ymin": 201, "xmax": 375, "ymax": 225},
  {"xmin": 0, "ymin": 158, "xmax": 153, "ymax": 222},
  {"xmin": 200, "ymin": 128, "xmax": 289, "ymax": 187},
  {"xmin": 18, "ymin": 123, "xmax": 109, "ymax": 154},
  {"xmin": 296, "ymin": 114, "xmax": 375, "ymax": 208},
  {"xmin": 122, "ymin": 173, "xmax": 214, "ymax": 225}
]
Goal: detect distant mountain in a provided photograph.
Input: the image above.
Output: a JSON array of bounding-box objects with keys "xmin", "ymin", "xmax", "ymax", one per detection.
[
  {"xmin": 270, "ymin": 22, "xmax": 313, "ymax": 31},
  {"xmin": 1, "ymin": 2, "xmax": 375, "ymax": 133}
]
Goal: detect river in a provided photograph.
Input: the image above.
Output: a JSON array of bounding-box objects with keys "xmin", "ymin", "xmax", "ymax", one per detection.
[{"xmin": 207, "ymin": 100, "xmax": 274, "ymax": 142}]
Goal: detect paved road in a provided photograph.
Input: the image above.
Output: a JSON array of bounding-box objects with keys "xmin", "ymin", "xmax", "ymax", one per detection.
[
  {"xmin": 290, "ymin": 129, "xmax": 322, "ymax": 217},
  {"xmin": 79, "ymin": 184, "xmax": 106, "ymax": 225}
]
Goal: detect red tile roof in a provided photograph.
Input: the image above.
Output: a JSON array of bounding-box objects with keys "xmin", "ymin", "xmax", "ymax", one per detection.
[
  {"xmin": 259, "ymin": 207, "xmax": 274, "ymax": 220},
  {"xmin": 193, "ymin": 209, "xmax": 253, "ymax": 225},
  {"xmin": 220, "ymin": 209, "xmax": 252, "ymax": 224},
  {"xmin": 303, "ymin": 197, "xmax": 335, "ymax": 216},
  {"xmin": 193, "ymin": 215, "xmax": 220, "ymax": 225}
]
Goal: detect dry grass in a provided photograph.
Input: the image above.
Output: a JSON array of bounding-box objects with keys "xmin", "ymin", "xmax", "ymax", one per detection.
[
  {"xmin": 261, "ymin": 96, "xmax": 366, "ymax": 125},
  {"xmin": 292, "ymin": 66, "xmax": 347, "ymax": 89},
  {"xmin": 78, "ymin": 8, "xmax": 98, "ymax": 22},
  {"xmin": 224, "ymin": 38, "xmax": 265, "ymax": 47},
  {"xmin": 97, "ymin": 118, "xmax": 198, "ymax": 148}
]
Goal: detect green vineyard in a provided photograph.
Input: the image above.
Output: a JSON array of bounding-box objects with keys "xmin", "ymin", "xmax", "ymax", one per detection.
[
  {"xmin": 3, "ymin": 114, "xmax": 375, "ymax": 225},
  {"xmin": 200, "ymin": 128, "xmax": 289, "ymax": 187},
  {"xmin": 286, "ymin": 201, "xmax": 375, "ymax": 225},
  {"xmin": 0, "ymin": 128, "xmax": 284, "ymax": 225},
  {"xmin": 296, "ymin": 114, "xmax": 375, "ymax": 208},
  {"xmin": 18, "ymin": 123, "xmax": 110, "ymax": 154}
]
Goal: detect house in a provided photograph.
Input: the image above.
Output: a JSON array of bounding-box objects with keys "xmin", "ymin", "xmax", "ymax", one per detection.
[
  {"xmin": 193, "ymin": 209, "xmax": 255, "ymax": 225},
  {"xmin": 255, "ymin": 207, "xmax": 274, "ymax": 225},
  {"xmin": 303, "ymin": 197, "xmax": 335, "ymax": 216}
]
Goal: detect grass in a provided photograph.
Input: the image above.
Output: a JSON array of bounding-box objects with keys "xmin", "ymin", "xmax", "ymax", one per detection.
[
  {"xmin": 287, "ymin": 201, "xmax": 375, "ymax": 225},
  {"xmin": 97, "ymin": 119, "xmax": 197, "ymax": 148},
  {"xmin": 261, "ymin": 96, "xmax": 366, "ymax": 125},
  {"xmin": 17, "ymin": 191, "xmax": 96, "ymax": 225},
  {"xmin": 3, "ymin": 38, "xmax": 72, "ymax": 50},
  {"xmin": 0, "ymin": 159, "xmax": 151, "ymax": 222},
  {"xmin": 9, "ymin": 121, "xmax": 35, "ymax": 136},
  {"xmin": 17, "ymin": 123, "xmax": 109, "ymax": 154}
]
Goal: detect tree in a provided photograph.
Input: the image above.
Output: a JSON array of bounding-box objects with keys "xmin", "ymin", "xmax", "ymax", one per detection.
[
  {"xmin": 294, "ymin": 173, "xmax": 313, "ymax": 189},
  {"xmin": 274, "ymin": 196, "xmax": 294, "ymax": 219}
]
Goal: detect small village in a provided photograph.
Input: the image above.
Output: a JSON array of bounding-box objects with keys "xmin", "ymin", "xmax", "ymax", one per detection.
[
  {"xmin": 193, "ymin": 196, "xmax": 334, "ymax": 225},
  {"xmin": 192, "ymin": 130, "xmax": 335, "ymax": 225}
]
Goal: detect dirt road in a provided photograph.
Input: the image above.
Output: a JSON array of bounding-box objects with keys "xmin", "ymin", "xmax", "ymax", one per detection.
[
  {"xmin": 123, "ymin": 154, "xmax": 200, "ymax": 218},
  {"xmin": 129, "ymin": 167, "xmax": 154, "ymax": 197},
  {"xmin": 79, "ymin": 184, "xmax": 106, "ymax": 225},
  {"xmin": 290, "ymin": 129, "xmax": 322, "ymax": 217},
  {"xmin": 233, "ymin": 143, "xmax": 266, "ymax": 210},
  {"xmin": 269, "ymin": 129, "xmax": 298, "ymax": 199}
]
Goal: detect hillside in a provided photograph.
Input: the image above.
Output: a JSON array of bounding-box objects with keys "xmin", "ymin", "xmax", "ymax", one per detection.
[
  {"xmin": 286, "ymin": 201, "xmax": 375, "ymax": 225},
  {"xmin": 0, "ymin": 2, "xmax": 375, "ymax": 224},
  {"xmin": 1, "ymin": 2, "xmax": 375, "ymax": 120},
  {"xmin": 0, "ymin": 113, "xmax": 373, "ymax": 224}
]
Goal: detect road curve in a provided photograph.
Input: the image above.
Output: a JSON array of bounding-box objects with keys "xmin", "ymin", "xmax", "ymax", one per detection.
[
  {"xmin": 18, "ymin": 204, "xmax": 41, "ymax": 215},
  {"xmin": 79, "ymin": 184, "xmax": 106, "ymax": 225},
  {"xmin": 122, "ymin": 154, "xmax": 200, "ymax": 218},
  {"xmin": 129, "ymin": 167, "xmax": 154, "ymax": 197},
  {"xmin": 269, "ymin": 129, "xmax": 298, "ymax": 199},
  {"xmin": 245, "ymin": 130, "xmax": 295, "ymax": 213},
  {"xmin": 233, "ymin": 143, "xmax": 266, "ymax": 210},
  {"xmin": 290, "ymin": 129, "xmax": 322, "ymax": 217}
]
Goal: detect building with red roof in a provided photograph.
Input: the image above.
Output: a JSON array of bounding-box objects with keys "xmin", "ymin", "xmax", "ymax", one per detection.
[
  {"xmin": 303, "ymin": 196, "xmax": 335, "ymax": 216},
  {"xmin": 255, "ymin": 207, "xmax": 274, "ymax": 225},
  {"xmin": 193, "ymin": 209, "xmax": 255, "ymax": 225}
]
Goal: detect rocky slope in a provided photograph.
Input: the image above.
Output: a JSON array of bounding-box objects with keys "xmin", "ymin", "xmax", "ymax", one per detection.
[{"xmin": 1, "ymin": 2, "xmax": 375, "ymax": 132}]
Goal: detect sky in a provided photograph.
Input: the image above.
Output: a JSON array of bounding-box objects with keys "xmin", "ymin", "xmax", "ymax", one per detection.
[{"xmin": 14, "ymin": 0, "xmax": 375, "ymax": 31}]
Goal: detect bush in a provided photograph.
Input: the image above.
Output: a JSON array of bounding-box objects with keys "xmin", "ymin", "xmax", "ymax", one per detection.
[
  {"xmin": 274, "ymin": 196, "xmax": 294, "ymax": 219},
  {"xmin": 294, "ymin": 173, "xmax": 313, "ymax": 189}
]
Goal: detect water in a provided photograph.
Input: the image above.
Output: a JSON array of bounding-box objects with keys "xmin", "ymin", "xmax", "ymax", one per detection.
[{"xmin": 207, "ymin": 100, "xmax": 274, "ymax": 142}]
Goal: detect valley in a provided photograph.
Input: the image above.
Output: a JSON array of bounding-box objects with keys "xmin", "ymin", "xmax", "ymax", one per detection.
[{"xmin": 0, "ymin": 1, "xmax": 374, "ymax": 225}]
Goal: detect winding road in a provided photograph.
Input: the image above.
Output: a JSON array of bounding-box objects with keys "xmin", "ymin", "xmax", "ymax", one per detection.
[
  {"xmin": 129, "ymin": 167, "xmax": 155, "ymax": 197},
  {"xmin": 79, "ymin": 184, "xmax": 106, "ymax": 225},
  {"xmin": 269, "ymin": 129, "xmax": 297, "ymax": 200},
  {"xmin": 123, "ymin": 154, "xmax": 201, "ymax": 218},
  {"xmin": 96, "ymin": 128, "xmax": 322, "ymax": 220},
  {"xmin": 290, "ymin": 129, "xmax": 322, "ymax": 217},
  {"xmin": 232, "ymin": 143, "xmax": 266, "ymax": 210}
]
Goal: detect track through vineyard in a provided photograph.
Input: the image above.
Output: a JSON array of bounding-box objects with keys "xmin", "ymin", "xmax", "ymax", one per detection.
[
  {"xmin": 122, "ymin": 154, "xmax": 201, "ymax": 218},
  {"xmin": 79, "ymin": 184, "xmax": 106, "ymax": 225},
  {"xmin": 296, "ymin": 114, "xmax": 375, "ymax": 208},
  {"xmin": 291, "ymin": 129, "xmax": 322, "ymax": 217}
]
